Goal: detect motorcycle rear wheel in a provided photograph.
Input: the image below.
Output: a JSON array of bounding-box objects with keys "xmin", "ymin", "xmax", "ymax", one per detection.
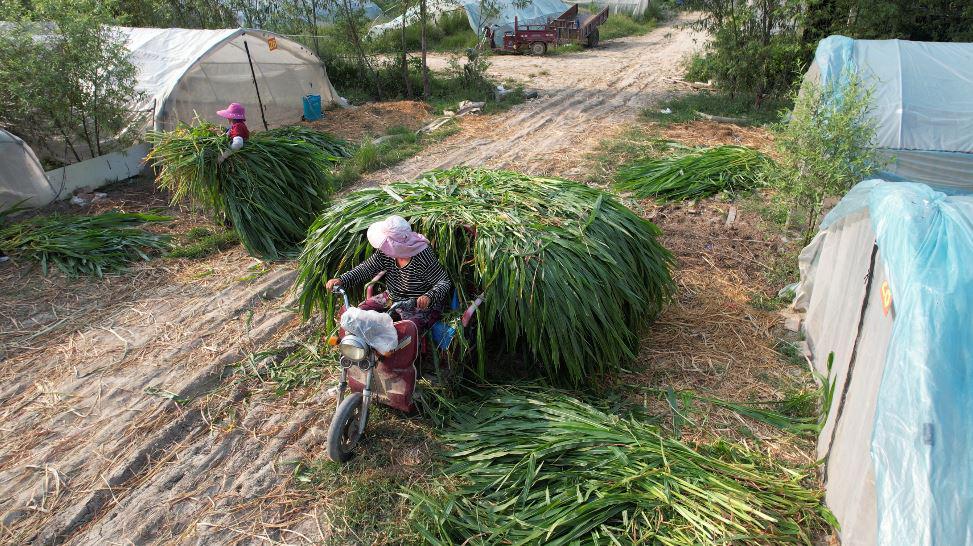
[{"xmin": 327, "ymin": 392, "xmax": 366, "ymax": 462}]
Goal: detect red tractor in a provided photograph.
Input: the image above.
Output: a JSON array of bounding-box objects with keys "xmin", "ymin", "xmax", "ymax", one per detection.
[{"xmin": 486, "ymin": 4, "xmax": 610, "ymax": 55}]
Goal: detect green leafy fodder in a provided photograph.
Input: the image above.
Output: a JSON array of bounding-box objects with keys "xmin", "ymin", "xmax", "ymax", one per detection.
[
  {"xmin": 0, "ymin": 209, "xmax": 171, "ymax": 277},
  {"xmin": 616, "ymin": 144, "xmax": 773, "ymax": 202},
  {"xmin": 262, "ymin": 125, "xmax": 352, "ymax": 161},
  {"xmin": 146, "ymin": 123, "xmax": 340, "ymax": 260},
  {"xmin": 297, "ymin": 167, "xmax": 675, "ymax": 384},
  {"xmin": 406, "ymin": 388, "xmax": 834, "ymax": 545},
  {"xmin": 650, "ymin": 387, "xmax": 823, "ymax": 435}
]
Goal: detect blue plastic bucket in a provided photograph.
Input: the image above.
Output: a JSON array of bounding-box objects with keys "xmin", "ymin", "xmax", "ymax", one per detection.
[{"xmin": 302, "ymin": 94, "xmax": 322, "ymax": 121}]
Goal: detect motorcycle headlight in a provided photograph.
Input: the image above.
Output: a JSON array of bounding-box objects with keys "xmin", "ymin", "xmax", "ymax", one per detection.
[{"xmin": 339, "ymin": 335, "xmax": 369, "ymax": 361}]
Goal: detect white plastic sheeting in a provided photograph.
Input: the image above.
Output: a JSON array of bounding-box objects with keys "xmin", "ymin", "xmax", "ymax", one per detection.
[
  {"xmin": 120, "ymin": 27, "xmax": 339, "ymax": 131},
  {"xmin": 586, "ymin": 0, "xmax": 650, "ymax": 16},
  {"xmin": 806, "ymin": 36, "xmax": 973, "ymax": 190},
  {"xmin": 369, "ymin": 0, "xmax": 571, "ymax": 49},
  {"xmin": 800, "ymin": 179, "xmax": 973, "ymax": 545},
  {"xmin": 368, "ymin": 0, "xmax": 463, "ymax": 37},
  {"xmin": 340, "ymin": 308, "xmax": 398, "ymax": 354},
  {"xmin": 0, "ymin": 130, "xmax": 56, "ymax": 209}
]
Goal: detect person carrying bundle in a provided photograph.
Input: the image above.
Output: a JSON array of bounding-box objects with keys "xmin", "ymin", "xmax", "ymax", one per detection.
[
  {"xmin": 325, "ymin": 215, "xmax": 452, "ymax": 334},
  {"xmin": 216, "ymin": 102, "xmax": 249, "ymax": 163}
]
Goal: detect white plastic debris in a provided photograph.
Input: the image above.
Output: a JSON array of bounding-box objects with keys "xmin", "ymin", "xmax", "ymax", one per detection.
[
  {"xmin": 660, "ymin": 108, "xmax": 672, "ymax": 114},
  {"xmin": 340, "ymin": 308, "xmax": 398, "ymax": 354}
]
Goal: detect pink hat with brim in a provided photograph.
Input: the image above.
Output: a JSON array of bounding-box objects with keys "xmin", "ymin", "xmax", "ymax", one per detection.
[
  {"xmin": 217, "ymin": 102, "xmax": 246, "ymax": 120},
  {"xmin": 367, "ymin": 216, "xmax": 429, "ymax": 259}
]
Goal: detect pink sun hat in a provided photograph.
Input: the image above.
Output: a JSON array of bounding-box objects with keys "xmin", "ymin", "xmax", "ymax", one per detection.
[
  {"xmin": 367, "ymin": 216, "xmax": 429, "ymax": 259},
  {"xmin": 217, "ymin": 102, "xmax": 246, "ymax": 120}
]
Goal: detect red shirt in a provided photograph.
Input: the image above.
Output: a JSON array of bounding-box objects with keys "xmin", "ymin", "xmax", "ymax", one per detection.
[{"xmin": 228, "ymin": 120, "xmax": 249, "ymax": 140}]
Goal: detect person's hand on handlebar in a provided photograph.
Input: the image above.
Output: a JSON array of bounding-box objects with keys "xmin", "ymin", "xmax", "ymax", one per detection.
[
  {"xmin": 326, "ymin": 278, "xmax": 342, "ymax": 291},
  {"xmin": 416, "ymin": 295, "xmax": 431, "ymax": 310}
]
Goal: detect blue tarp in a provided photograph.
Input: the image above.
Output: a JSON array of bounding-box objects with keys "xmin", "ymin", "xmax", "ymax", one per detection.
[
  {"xmin": 811, "ymin": 36, "xmax": 973, "ymax": 192},
  {"xmin": 462, "ymin": 0, "xmax": 570, "ymax": 47},
  {"xmin": 824, "ymin": 179, "xmax": 973, "ymax": 545}
]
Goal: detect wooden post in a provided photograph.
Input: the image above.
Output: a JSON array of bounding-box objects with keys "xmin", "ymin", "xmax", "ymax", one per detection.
[{"xmin": 243, "ymin": 40, "xmax": 269, "ymax": 131}]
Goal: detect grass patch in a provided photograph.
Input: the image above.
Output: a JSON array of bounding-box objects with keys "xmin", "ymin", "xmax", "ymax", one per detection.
[
  {"xmin": 369, "ymin": 10, "xmax": 478, "ymax": 53},
  {"xmin": 765, "ymin": 247, "xmax": 801, "ymax": 289},
  {"xmin": 334, "ymin": 121, "xmax": 460, "ymax": 187},
  {"xmin": 549, "ymin": 43, "xmax": 585, "ymax": 55},
  {"xmin": 644, "ymin": 91, "xmax": 790, "ymax": 127},
  {"xmin": 650, "ymin": 386, "xmax": 822, "ymax": 435},
  {"xmin": 426, "ymin": 87, "xmax": 525, "ymax": 116},
  {"xmin": 236, "ymin": 339, "xmax": 335, "ymax": 396},
  {"xmin": 290, "ymin": 406, "xmax": 442, "ymax": 544},
  {"xmin": 598, "ymin": 12, "xmax": 657, "ymax": 41},
  {"xmin": 776, "ymin": 337, "xmax": 807, "ymax": 369},
  {"xmin": 585, "ymin": 125, "xmax": 669, "ymax": 185},
  {"xmin": 749, "ymin": 289, "xmax": 795, "ymax": 311},
  {"xmin": 166, "ymin": 226, "xmax": 239, "ymax": 259}
]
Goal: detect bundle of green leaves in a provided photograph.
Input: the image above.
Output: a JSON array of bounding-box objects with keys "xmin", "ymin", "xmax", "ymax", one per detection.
[
  {"xmin": 407, "ymin": 388, "xmax": 835, "ymax": 545},
  {"xmin": 262, "ymin": 125, "xmax": 352, "ymax": 161},
  {"xmin": 147, "ymin": 123, "xmax": 347, "ymax": 260},
  {"xmin": 297, "ymin": 167, "xmax": 675, "ymax": 383},
  {"xmin": 616, "ymin": 143, "xmax": 773, "ymax": 202},
  {"xmin": 0, "ymin": 209, "xmax": 171, "ymax": 277}
]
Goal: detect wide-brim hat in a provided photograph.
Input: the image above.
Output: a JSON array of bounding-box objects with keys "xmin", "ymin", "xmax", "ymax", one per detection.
[
  {"xmin": 366, "ymin": 216, "xmax": 429, "ymax": 259},
  {"xmin": 217, "ymin": 102, "xmax": 246, "ymax": 120}
]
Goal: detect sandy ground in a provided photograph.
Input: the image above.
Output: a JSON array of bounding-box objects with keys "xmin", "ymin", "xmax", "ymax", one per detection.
[{"xmin": 0, "ymin": 16, "xmax": 822, "ymax": 545}]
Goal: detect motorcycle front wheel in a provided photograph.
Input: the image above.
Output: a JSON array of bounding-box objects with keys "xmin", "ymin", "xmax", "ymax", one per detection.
[{"xmin": 327, "ymin": 392, "xmax": 366, "ymax": 462}]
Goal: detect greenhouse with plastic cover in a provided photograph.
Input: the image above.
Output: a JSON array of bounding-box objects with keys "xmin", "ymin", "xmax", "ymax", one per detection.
[{"xmin": 796, "ymin": 35, "xmax": 973, "ymax": 546}]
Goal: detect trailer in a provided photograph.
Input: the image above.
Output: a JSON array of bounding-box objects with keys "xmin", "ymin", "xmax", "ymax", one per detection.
[{"xmin": 486, "ymin": 4, "xmax": 610, "ymax": 55}]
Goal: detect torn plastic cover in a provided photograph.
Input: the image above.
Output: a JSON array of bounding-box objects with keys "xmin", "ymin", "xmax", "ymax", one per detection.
[{"xmin": 340, "ymin": 308, "xmax": 399, "ymax": 354}]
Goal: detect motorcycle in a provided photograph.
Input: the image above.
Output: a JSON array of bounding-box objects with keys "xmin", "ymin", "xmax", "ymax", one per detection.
[
  {"xmin": 327, "ymin": 286, "xmax": 418, "ymax": 462},
  {"xmin": 326, "ymin": 280, "xmax": 481, "ymax": 462}
]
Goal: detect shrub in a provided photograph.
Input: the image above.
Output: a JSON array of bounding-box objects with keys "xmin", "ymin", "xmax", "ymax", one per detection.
[
  {"xmin": 773, "ymin": 71, "xmax": 880, "ymax": 243},
  {"xmin": 687, "ymin": 0, "xmax": 810, "ymax": 107}
]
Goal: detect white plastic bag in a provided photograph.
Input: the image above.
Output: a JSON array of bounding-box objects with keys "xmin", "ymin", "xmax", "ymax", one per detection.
[{"xmin": 340, "ymin": 308, "xmax": 398, "ymax": 354}]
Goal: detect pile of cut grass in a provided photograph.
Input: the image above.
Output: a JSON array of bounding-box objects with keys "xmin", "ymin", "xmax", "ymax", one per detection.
[
  {"xmin": 407, "ymin": 388, "xmax": 834, "ymax": 544},
  {"xmin": 263, "ymin": 125, "xmax": 351, "ymax": 160},
  {"xmin": 146, "ymin": 123, "xmax": 348, "ymax": 260},
  {"xmin": 0, "ymin": 208, "xmax": 171, "ymax": 277},
  {"xmin": 616, "ymin": 143, "xmax": 773, "ymax": 202},
  {"xmin": 297, "ymin": 167, "xmax": 675, "ymax": 384}
]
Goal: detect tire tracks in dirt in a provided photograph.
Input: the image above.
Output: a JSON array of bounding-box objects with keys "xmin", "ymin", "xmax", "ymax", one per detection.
[{"xmin": 362, "ymin": 15, "xmax": 702, "ymax": 184}]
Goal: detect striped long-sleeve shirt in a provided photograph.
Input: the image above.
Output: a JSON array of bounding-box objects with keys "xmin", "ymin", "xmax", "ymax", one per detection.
[{"xmin": 339, "ymin": 248, "xmax": 453, "ymax": 311}]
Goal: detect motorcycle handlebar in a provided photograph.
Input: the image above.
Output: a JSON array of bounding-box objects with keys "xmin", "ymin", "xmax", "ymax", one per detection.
[
  {"xmin": 331, "ymin": 285, "xmax": 417, "ymax": 314},
  {"xmin": 388, "ymin": 298, "xmax": 417, "ymax": 313},
  {"xmin": 331, "ymin": 285, "xmax": 350, "ymax": 309}
]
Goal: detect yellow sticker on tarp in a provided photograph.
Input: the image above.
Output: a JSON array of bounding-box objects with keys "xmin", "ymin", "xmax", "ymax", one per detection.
[
  {"xmin": 267, "ymin": 37, "xmax": 278, "ymax": 51},
  {"xmin": 881, "ymin": 280, "xmax": 893, "ymax": 316}
]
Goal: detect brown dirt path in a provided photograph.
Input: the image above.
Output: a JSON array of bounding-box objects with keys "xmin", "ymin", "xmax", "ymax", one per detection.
[
  {"xmin": 0, "ymin": 18, "xmax": 705, "ymax": 545},
  {"xmin": 362, "ymin": 16, "xmax": 703, "ymax": 184}
]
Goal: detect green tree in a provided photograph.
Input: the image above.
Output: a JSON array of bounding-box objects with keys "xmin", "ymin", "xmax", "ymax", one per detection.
[
  {"xmin": 804, "ymin": 0, "xmax": 973, "ymax": 43},
  {"xmin": 111, "ymin": 0, "xmax": 237, "ymax": 28},
  {"xmin": 0, "ymin": 0, "xmax": 145, "ymax": 164},
  {"xmin": 774, "ymin": 72, "xmax": 880, "ymax": 243},
  {"xmin": 688, "ymin": 0, "xmax": 810, "ymax": 107}
]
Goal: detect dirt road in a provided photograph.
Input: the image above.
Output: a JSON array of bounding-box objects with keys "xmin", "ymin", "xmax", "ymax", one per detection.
[
  {"xmin": 0, "ymin": 18, "xmax": 702, "ymax": 545},
  {"xmin": 364, "ymin": 16, "xmax": 702, "ymax": 184}
]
